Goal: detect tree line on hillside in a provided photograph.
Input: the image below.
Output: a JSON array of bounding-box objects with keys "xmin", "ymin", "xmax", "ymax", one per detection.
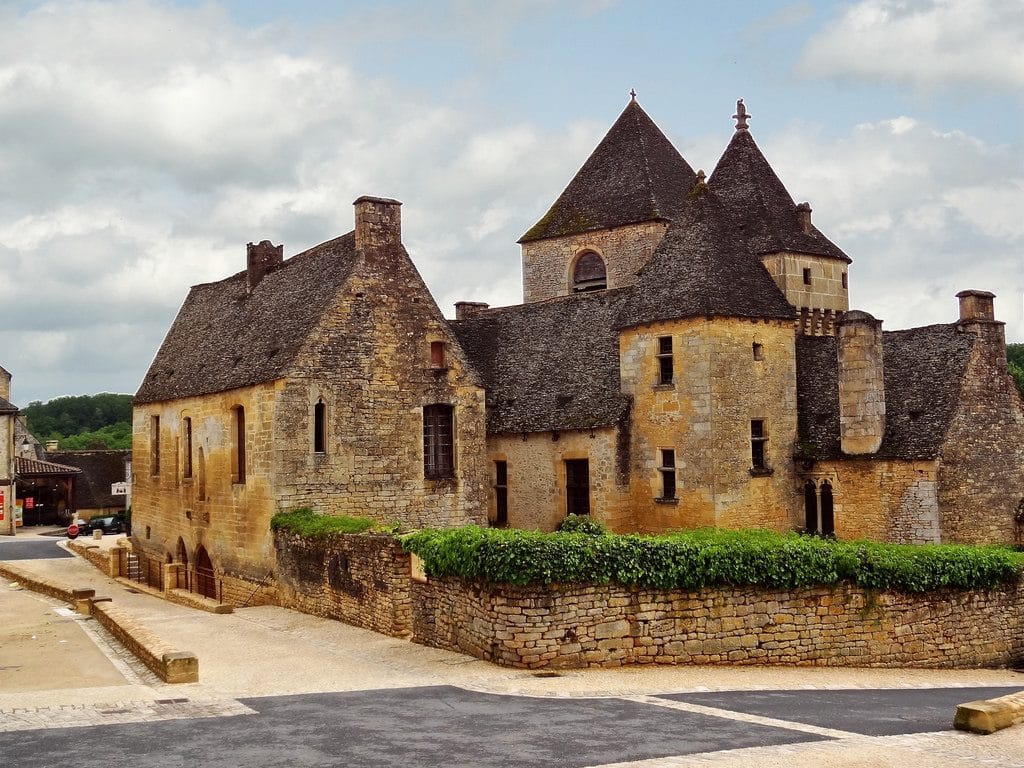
[
  {"xmin": 1008, "ymin": 343, "xmax": 1024, "ymax": 398},
  {"xmin": 21, "ymin": 393, "xmax": 132, "ymax": 450}
]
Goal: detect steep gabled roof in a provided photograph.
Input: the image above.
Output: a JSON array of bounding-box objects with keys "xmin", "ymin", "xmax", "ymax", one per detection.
[
  {"xmin": 135, "ymin": 233, "xmax": 358, "ymax": 404},
  {"xmin": 519, "ymin": 99, "xmax": 697, "ymax": 243},
  {"xmin": 615, "ymin": 188, "xmax": 795, "ymax": 330},
  {"xmin": 710, "ymin": 128, "xmax": 850, "ymax": 262},
  {"xmin": 796, "ymin": 324, "xmax": 975, "ymax": 460},
  {"xmin": 451, "ymin": 290, "xmax": 632, "ymax": 434}
]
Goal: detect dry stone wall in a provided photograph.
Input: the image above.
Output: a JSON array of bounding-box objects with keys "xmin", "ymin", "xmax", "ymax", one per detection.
[{"xmin": 411, "ymin": 577, "xmax": 1024, "ymax": 670}]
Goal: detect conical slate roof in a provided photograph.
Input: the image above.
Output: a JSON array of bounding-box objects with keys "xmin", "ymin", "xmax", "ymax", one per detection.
[
  {"xmin": 710, "ymin": 127, "xmax": 850, "ymax": 262},
  {"xmin": 519, "ymin": 99, "xmax": 697, "ymax": 243},
  {"xmin": 615, "ymin": 185, "xmax": 795, "ymax": 330}
]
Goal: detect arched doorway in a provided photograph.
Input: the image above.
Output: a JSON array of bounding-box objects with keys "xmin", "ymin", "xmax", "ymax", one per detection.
[{"xmin": 194, "ymin": 545, "xmax": 217, "ymax": 600}]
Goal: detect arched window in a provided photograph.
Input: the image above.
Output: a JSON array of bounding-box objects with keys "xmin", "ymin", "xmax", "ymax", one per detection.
[
  {"xmin": 804, "ymin": 480, "xmax": 818, "ymax": 533},
  {"xmin": 820, "ymin": 480, "xmax": 835, "ymax": 536},
  {"xmin": 572, "ymin": 251, "xmax": 607, "ymax": 292}
]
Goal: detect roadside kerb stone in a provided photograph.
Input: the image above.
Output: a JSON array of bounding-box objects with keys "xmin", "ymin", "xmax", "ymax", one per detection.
[
  {"xmin": 0, "ymin": 562, "xmax": 95, "ymax": 606},
  {"xmin": 954, "ymin": 690, "xmax": 1024, "ymax": 734}
]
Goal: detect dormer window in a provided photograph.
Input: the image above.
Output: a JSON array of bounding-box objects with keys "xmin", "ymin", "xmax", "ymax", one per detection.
[{"xmin": 572, "ymin": 251, "xmax": 607, "ymax": 292}]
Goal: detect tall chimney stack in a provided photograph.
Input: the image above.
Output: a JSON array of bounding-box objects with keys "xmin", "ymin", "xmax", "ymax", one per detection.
[
  {"xmin": 795, "ymin": 202, "xmax": 813, "ymax": 234},
  {"xmin": 455, "ymin": 301, "xmax": 490, "ymax": 320},
  {"xmin": 837, "ymin": 310, "xmax": 886, "ymax": 455},
  {"xmin": 246, "ymin": 240, "xmax": 283, "ymax": 294},
  {"xmin": 354, "ymin": 196, "xmax": 402, "ymax": 252},
  {"xmin": 956, "ymin": 289, "xmax": 996, "ymax": 324}
]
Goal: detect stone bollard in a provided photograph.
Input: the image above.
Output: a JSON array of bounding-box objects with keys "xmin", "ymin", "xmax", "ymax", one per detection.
[{"xmin": 92, "ymin": 529, "xmax": 103, "ymax": 540}]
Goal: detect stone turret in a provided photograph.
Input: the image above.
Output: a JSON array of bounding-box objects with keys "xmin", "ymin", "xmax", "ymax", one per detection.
[{"xmin": 838, "ymin": 310, "xmax": 886, "ymax": 455}]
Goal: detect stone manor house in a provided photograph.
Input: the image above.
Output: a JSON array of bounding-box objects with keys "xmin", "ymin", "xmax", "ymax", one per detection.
[{"xmin": 132, "ymin": 98, "xmax": 1024, "ymax": 593}]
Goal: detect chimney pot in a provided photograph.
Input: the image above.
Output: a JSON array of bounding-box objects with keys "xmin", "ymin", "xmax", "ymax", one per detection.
[
  {"xmin": 354, "ymin": 196, "xmax": 402, "ymax": 251},
  {"xmin": 455, "ymin": 301, "xmax": 490, "ymax": 320},
  {"xmin": 955, "ymin": 289, "xmax": 996, "ymax": 323}
]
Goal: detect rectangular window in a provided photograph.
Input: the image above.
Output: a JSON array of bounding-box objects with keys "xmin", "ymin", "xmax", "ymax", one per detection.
[
  {"xmin": 658, "ymin": 449, "xmax": 676, "ymax": 500},
  {"xmin": 493, "ymin": 460, "xmax": 508, "ymax": 527},
  {"xmin": 183, "ymin": 417, "xmax": 193, "ymax": 479},
  {"xmin": 802, "ymin": 267, "xmax": 812, "ymax": 285},
  {"xmin": 750, "ymin": 419, "xmax": 768, "ymax": 471},
  {"xmin": 430, "ymin": 341, "xmax": 446, "ymax": 368},
  {"xmin": 150, "ymin": 415, "xmax": 160, "ymax": 476},
  {"xmin": 423, "ymin": 404, "xmax": 454, "ymax": 479},
  {"xmin": 233, "ymin": 406, "xmax": 246, "ymax": 484},
  {"xmin": 565, "ymin": 459, "xmax": 590, "ymax": 516},
  {"xmin": 656, "ymin": 336, "xmax": 673, "ymax": 385},
  {"xmin": 841, "ymin": 272, "xmax": 848, "ymax": 289},
  {"xmin": 752, "ymin": 342, "xmax": 764, "ymax": 361},
  {"xmin": 313, "ymin": 399, "xmax": 326, "ymax": 454}
]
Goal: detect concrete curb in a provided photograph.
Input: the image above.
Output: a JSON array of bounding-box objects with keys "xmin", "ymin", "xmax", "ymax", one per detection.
[
  {"xmin": 0, "ymin": 561, "xmax": 198, "ymax": 684},
  {"xmin": 954, "ymin": 690, "xmax": 1024, "ymax": 734}
]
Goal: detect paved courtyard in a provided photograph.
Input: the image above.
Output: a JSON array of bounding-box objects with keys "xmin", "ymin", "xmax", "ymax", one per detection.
[{"xmin": 1, "ymin": 529, "xmax": 1022, "ymax": 767}]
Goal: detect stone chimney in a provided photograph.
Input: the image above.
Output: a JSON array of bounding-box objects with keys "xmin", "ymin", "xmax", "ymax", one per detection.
[
  {"xmin": 354, "ymin": 196, "xmax": 402, "ymax": 252},
  {"xmin": 246, "ymin": 240, "xmax": 284, "ymax": 294},
  {"xmin": 837, "ymin": 310, "xmax": 886, "ymax": 455},
  {"xmin": 455, "ymin": 301, "xmax": 490, "ymax": 320},
  {"xmin": 795, "ymin": 202, "xmax": 813, "ymax": 234},
  {"xmin": 0, "ymin": 365, "xmax": 10, "ymax": 401},
  {"xmin": 956, "ymin": 289, "xmax": 996, "ymax": 324}
]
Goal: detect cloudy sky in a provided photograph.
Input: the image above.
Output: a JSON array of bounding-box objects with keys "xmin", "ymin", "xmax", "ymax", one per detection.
[{"xmin": 2, "ymin": 0, "xmax": 1021, "ymax": 405}]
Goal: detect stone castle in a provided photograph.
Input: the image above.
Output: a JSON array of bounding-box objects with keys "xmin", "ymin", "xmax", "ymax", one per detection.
[{"xmin": 131, "ymin": 98, "xmax": 1024, "ymax": 595}]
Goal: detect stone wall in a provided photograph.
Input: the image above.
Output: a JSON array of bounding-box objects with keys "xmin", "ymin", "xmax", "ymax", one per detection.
[
  {"xmin": 521, "ymin": 222, "xmax": 668, "ymax": 303},
  {"xmin": 274, "ymin": 529, "xmax": 411, "ymax": 637},
  {"xmin": 760, "ymin": 251, "xmax": 848, "ymax": 334},
  {"xmin": 411, "ymin": 577, "xmax": 1024, "ymax": 670}
]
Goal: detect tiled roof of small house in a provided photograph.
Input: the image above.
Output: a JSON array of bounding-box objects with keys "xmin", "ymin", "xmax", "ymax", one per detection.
[
  {"xmin": 15, "ymin": 456, "xmax": 82, "ymax": 476},
  {"xmin": 0, "ymin": 396, "xmax": 16, "ymax": 414},
  {"xmin": 519, "ymin": 99, "xmax": 697, "ymax": 243},
  {"xmin": 451, "ymin": 290, "xmax": 632, "ymax": 434},
  {"xmin": 796, "ymin": 324, "xmax": 975, "ymax": 460},
  {"xmin": 135, "ymin": 233, "xmax": 358, "ymax": 404},
  {"xmin": 48, "ymin": 450, "xmax": 129, "ymax": 510},
  {"xmin": 615, "ymin": 187, "xmax": 796, "ymax": 330},
  {"xmin": 710, "ymin": 127, "xmax": 850, "ymax": 263}
]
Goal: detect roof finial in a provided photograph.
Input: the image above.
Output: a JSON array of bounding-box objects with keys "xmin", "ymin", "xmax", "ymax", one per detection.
[
  {"xmin": 629, "ymin": 87, "xmax": 637, "ymax": 102},
  {"xmin": 733, "ymin": 98, "xmax": 750, "ymax": 131}
]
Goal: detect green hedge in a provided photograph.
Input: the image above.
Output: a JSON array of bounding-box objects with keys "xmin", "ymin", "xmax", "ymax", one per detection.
[
  {"xmin": 401, "ymin": 526, "xmax": 1024, "ymax": 593},
  {"xmin": 270, "ymin": 508, "xmax": 378, "ymax": 538}
]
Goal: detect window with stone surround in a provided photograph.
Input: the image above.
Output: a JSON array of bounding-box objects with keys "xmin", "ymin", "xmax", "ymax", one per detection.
[
  {"xmin": 430, "ymin": 341, "xmax": 446, "ymax": 368},
  {"xmin": 803, "ymin": 267, "xmax": 812, "ymax": 285},
  {"xmin": 750, "ymin": 419, "xmax": 769, "ymax": 473},
  {"xmin": 493, "ymin": 460, "xmax": 508, "ymax": 527},
  {"xmin": 565, "ymin": 458, "xmax": 590, "ymax": 516},
  {"xmin": 182, "ymin": 417, "xmax": 193, "ymax": 479},
  {"xmin": 232, "ymin": 406, "xmax": 246, "ymax": 484},
  {"xmin": 150, "ymin": 415, "xmax": 160, "ymax": 476},
  {"xmin": 313, "ymin": 399, "xmax": 326, "ymax": 454},
  {"xmin": 841, "ymin": 272, "xmax": 848, "ymax": 289},
  {"xmin": 752, "ymin": 342, "xmax": 764, "ymax": 361},
  {"xmin": 656, "ymin": 336, "xmax": 673, "ymax": 385},
  {"xmin": 658, "ymin": 449, "xmax": 676, "ymax": 501},
  {"xmin": 572, "ymin": 251, "xmax": 607, "ymax": 292},
  {"xmin": 423, "ymin": 404, "xmax": 454, "ymax": 479}
]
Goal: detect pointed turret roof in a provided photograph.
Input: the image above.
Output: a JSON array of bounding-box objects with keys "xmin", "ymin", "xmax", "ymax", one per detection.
[
  {"xmin": 710, "ymin": 122, "xmax": 850, "ymax": 263},
  {"xmin": 615, "ymin": 185, "xmax": 795, "ymax": 330},
  {"xmin": 519, "ymin": 99, "xmax": 697, "ymax": 243}
]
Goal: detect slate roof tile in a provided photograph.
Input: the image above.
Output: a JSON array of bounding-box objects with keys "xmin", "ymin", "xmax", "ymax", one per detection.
[
  {"xmin": 520, "ymin": 100, "xmax": 697, "ymax": 243},
  {"xmin": 48, "ymin": 450, "xmax": 130, "ymax": 509}
]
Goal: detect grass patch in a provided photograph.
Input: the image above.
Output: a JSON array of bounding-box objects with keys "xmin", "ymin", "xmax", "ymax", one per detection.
[
  {"xmin": 271, "ymin": 507, "xmax": 378, "ymax": 538},
  {"xmin": 401, "ymin": 526, "xmax": 1024, "ymax": 593}
]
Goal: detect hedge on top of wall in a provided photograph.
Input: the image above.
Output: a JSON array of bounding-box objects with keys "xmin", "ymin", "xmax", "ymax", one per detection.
[
  {"xmin": 400, "ymin": 526, "xmax": 1024, "ymax": 593},
  {"xmin": 270, "ymin": 508, "xmax": 380, "ymax": 538}
]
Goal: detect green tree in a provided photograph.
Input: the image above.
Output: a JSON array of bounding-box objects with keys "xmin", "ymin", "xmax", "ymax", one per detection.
[
  {"xmin": 1008, "ymin": 344, "xmax": 1024, "ymax": 398},
  {"xmin": 21, "ymin": 393, "xmax": 133, "ymax": 449}
]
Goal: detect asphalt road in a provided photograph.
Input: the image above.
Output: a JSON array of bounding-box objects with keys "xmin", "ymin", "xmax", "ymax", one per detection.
[
  {"xmin": 0, "ymin": 537, "xmax": 72, "ymax": 561},
  {"xmin": 2, "ymin": 684, "xmax": 1018, "ymax": 768}
]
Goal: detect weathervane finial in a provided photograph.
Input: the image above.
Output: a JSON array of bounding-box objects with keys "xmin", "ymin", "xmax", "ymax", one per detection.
[
  {"xmin": 733, "ymin": 98, "xmax": 750, "ymax": 130},
  {"xmin": 629, "ymin": 88, "xmax": 637, "ymax": 102}
]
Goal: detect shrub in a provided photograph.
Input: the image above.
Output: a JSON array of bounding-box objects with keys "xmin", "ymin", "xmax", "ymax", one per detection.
[
  {"xmin": 401, "ymin": 526, "xmax": 1024, "ymax": 593},
  {"xmin": 557, "ymin": 514, "xmax": 607, "ymax": 535},
  {"xmin": 270, "ymin": 508, "xmax": 377, "ymax": 538}
]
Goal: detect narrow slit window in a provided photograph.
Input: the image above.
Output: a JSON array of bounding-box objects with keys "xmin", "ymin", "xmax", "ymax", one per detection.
[
  {"xmin": 658, "ymin": 449, "xmax": 676, "ymax": 501},
  {"xmin": 752, "ymin": 342, "xmax": 764, "ymax": 361},
  {"xmin": 656, "ymin": 336, "xmax": 673, "ymax": 385},
  {"xmin": 313, "ymin": 399, "xmax": 326, "ymax": 454},
  {"xmin": 750, "ymin": 419, "xmax": 768, "ymax": 471},
  {"xmin": 183, "ymin": 417, "xmax": 192, "ymax": 479},
  {"xmin": 841, "ymin": 272, "xmax": 848, "ymax": 289},
  {"xmin": 493, "ymin": 460, "xmax": 508, "ymax": 527},
  {"xmin": 803, "ymin": 267, "xmax": 812, "ymax": 285},
  {"xmin": 232, "ymin": 406, "xmax": 246, "ymax": 484},
  {"xmin": 150, "ymin": 415, "xmax": 160, "ymax": 476}
]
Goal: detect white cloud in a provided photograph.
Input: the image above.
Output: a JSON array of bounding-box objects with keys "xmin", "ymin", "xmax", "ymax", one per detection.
[{"xmin": 799, "ymin": 0, "xmax": 1024, "ymax": 91}]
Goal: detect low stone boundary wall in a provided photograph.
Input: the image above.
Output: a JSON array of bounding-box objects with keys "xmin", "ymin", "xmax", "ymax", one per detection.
[
  {"xmin": 90, "ymin": 600, "xmax": 198, "ymax": 683},
  {"xmin": 0, "ymin": 562, "xmax": 96, "ymax": 609},
  {"xmin": 68, "ymin": 539, "xmax": 119, "ymax": 577},
  {"xmin": 411, "ymin": 578, "xmax": 1024, "ymax": 669},
  {"xmin": 274, "ymin": 530, "xmax": 411, "ymax": 637}
]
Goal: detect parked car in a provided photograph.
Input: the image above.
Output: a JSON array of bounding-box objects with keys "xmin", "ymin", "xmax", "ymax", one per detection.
[{"xmin": 90, "ymin": 516, "xmax": 127, "ymax": 534}]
